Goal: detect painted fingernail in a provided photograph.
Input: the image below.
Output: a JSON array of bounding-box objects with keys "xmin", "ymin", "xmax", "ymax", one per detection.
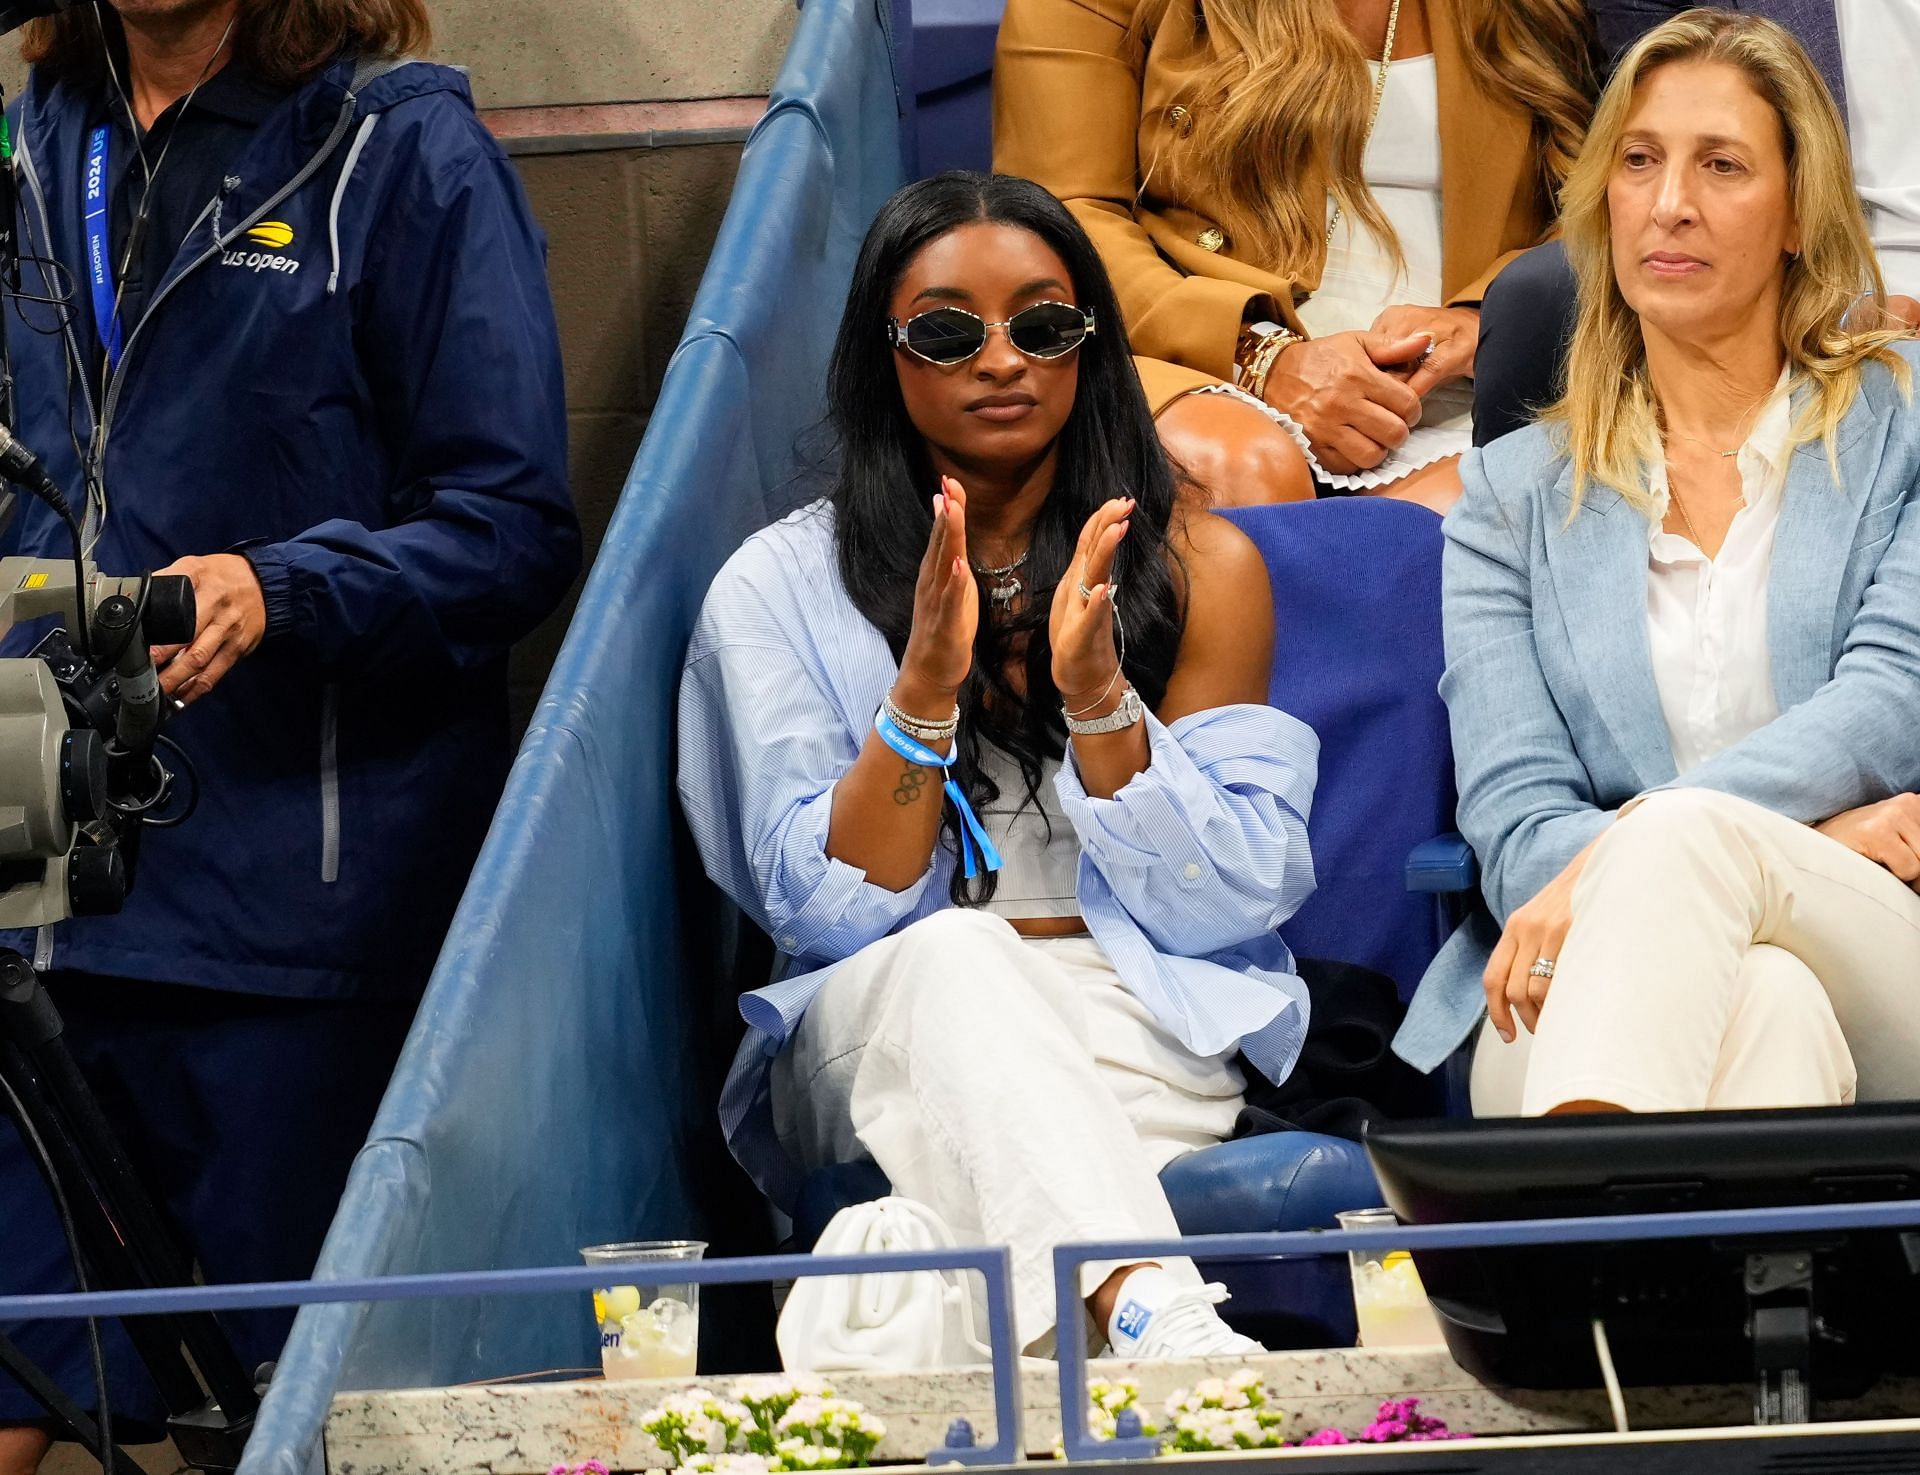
[{"xmin": 1499, "ymin": 1028, "xmax": 1514, "ymax": 1044}]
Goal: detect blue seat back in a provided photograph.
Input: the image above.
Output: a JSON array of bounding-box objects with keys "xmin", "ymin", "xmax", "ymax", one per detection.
[
  {"xmin": 237, "ymin": 5, "xmax": 908, "ymax": 1474},
  {"xmin": 1221, "ymin": 500, "xmax": 1454, "ymax": 999},
  {"xmin": 894, "ymin": 0, "xmax": 1005, "ymax": 175}
]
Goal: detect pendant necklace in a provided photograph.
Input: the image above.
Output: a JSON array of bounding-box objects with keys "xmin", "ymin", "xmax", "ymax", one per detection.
[{"xmin": 971, "ymin": 548, "xmax": 1030, "ymax": 609}]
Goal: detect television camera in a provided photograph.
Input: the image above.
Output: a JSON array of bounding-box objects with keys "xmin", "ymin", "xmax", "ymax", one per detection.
[
  {"xmin": 0, "ymin": 512, "xmax": 197, "ymax": 927},
  {"xmin": 0, "ymin": 451, "xmax": 263, "ymax": 1472}
]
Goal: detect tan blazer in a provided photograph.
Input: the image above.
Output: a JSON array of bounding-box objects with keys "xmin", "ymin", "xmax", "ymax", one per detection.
[{"xmin": 993, "ymin": 0, "xmax": 1560, "ymax": 412}]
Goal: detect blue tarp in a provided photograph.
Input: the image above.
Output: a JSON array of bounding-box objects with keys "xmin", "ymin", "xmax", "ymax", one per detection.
[{"xmin": 237, "ymin": 4, "xmax": 908, "ymax": 1472}]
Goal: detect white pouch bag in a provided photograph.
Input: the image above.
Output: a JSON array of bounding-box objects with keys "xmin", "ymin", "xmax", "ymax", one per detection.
[{"xmin": 777, "ymin": 1196, "xmax": 992, "ymax": 1372}]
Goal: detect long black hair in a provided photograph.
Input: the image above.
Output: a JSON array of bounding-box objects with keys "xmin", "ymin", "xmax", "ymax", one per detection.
[{"xmin": 827, "ymin": 171, "xmax": 1188, "ymax": 904}]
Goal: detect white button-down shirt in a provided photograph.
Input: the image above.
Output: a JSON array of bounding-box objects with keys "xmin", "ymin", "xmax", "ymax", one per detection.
[
  {"xmin": 1838, "ymin": 0, "xmax": 1920, "ymax": 297},
  {"xmin": 1644, "ymin": 377, "xmax": 1794, "ymax": 774}
]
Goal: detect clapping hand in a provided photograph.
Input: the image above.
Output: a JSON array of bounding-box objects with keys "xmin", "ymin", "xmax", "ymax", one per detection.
[
  {"xmin": 1050, "ymin": 496, "xmax": 1132, "ymax": 714},
  {"xmin": 895, "ymin": 475, "xmax": 979, "ymax": 712}
]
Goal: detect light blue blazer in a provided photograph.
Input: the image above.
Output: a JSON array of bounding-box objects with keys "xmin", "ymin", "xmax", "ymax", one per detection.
[{"xmin": 1395, "ymin": 345, "xmax": 1920, "ymax": 1071}]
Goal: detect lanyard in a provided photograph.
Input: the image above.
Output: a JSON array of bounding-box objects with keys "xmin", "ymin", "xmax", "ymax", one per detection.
[
  {"xmin": 873, "ymin": 710, "xmax": 1004, "ymax": 880},
  {"xmin": 83, "ymin": 124, "xmax": 123, "ymax": 373}
]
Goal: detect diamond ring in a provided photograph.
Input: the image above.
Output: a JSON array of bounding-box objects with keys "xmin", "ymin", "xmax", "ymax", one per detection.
[{"xmin": 1528, "ymin": 957, "xmax": 1556, "ymax": 980}]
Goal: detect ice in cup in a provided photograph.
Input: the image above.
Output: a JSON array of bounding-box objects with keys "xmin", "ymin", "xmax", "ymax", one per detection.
[
  {"xmin": 582, "ymin": 1240, "xmax": 707, "ymax": 1379},
  {"xmin": 1334, "ymin": 1209, "xmax": 1446, "ymax": 1349}
]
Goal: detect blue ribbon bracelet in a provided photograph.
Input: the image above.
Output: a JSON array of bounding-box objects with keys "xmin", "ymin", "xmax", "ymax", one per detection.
[{"xmin": 873, "ymin": 709, "xmax": 1004, "ymax": 880}]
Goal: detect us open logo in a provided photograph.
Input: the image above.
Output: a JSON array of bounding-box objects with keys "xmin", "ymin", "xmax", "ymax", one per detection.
[{"xmin": 222, "ymin": 221, "xmax": 301, "ymax": 275}]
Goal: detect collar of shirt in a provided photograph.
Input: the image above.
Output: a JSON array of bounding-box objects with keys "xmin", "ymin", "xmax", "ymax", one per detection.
[
  {"xmin": 1644, "ymin": 365, "xmax": 1796, "ymax": 559},
  {"xmin": 99, "ymin": 56, "xmax": 290, "ymax": 137}
]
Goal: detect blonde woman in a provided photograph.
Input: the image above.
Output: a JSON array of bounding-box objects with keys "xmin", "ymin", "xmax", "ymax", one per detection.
[
  {"xmin": 994, "ymin": 0, "xmax": 1594, "ymax": 509},
  {"xmin": 1391, "ymin": 11, "xmax": 1920, "ymax": 1117}
]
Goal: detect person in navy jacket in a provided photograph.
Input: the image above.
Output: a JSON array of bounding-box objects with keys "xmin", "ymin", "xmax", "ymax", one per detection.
[{"xmin": 0, "ymin": 1, "xmax": 577, "ymax": 1466}]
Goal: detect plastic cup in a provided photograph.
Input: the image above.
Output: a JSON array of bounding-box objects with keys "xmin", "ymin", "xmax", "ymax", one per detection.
[
  {"xmin": 1334, "ymin": 1208, "xmax": 1446, "ymax": 1349},
  {"xmin": 581, "ymin": 1240, "xmax": 707, "ymax": 1379}
]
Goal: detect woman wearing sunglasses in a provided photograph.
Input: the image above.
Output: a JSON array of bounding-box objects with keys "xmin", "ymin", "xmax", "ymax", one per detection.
[{"xmin": 679, "ymin": 172, "xmax": 1319, "ymax": 1360}]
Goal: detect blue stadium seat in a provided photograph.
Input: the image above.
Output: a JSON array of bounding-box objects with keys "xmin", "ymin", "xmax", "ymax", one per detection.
[{"xmin": 895, "ymin": 0, "xmax": 1007, "ymax": 176}]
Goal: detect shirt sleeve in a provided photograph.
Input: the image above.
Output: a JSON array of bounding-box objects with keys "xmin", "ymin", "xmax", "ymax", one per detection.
[
  {"xmin": 1053, "ymin": 703, "xmax": 1317, "ymax": 957},
  {"xmin": 677, "ymin": 627, "xmax": 937, "ymax": 965},
  {"xmin": 1441, "ymin": 454, "xmax": 1613, "ymax": 920}
]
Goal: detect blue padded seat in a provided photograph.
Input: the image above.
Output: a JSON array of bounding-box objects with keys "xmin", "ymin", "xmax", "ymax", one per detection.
[{"xmin": 895, "ymin": 0, "xmax": 1007, "ymax": 176}]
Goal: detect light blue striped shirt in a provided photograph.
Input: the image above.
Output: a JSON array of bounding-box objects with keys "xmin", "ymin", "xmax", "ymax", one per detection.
[{"xmin": 677, "ymin": 504, "xmax": 1321, "ymax": 1205}]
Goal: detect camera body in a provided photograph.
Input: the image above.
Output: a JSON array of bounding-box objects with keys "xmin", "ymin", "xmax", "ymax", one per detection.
[{"xmin": 0, "ymin": 552, "xmax": 194, "ymax": 927}]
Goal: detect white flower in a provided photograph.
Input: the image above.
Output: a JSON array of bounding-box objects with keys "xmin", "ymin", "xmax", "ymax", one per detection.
[
  {"xmin": 674, "ymin": 1456, "xmax": 775, "ymax": 1475},
  {"xmin": 736, "ymin": 1374, "xmax": 832, "ymax": 1404}
]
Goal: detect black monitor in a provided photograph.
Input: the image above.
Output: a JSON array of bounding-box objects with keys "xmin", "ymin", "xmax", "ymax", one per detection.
[{"xmin": 1364, "ymin": 1104, "xmax": 1920, "ymax": 1421}]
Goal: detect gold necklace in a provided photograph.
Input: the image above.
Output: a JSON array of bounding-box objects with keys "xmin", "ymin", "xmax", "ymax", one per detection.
[
  {"xmin": 1666, "ymin": 472, "xmax": 1709, "ymax": 550},
  {"xmin": 1663, "ymin": 386, "xmax": 1772, "ymax": 460},
  {"xmin": 1326, "ymin": 0, "xmax": 1403, "ymax": 244}
]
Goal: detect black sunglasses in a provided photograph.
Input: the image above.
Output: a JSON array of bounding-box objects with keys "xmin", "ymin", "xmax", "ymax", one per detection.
[{"xmin": 887, "ymin": 301, "xmax": 1097, "ymax": 365}]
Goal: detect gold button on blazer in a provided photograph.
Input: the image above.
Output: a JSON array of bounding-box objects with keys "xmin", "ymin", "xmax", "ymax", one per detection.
[{"xmin": 993, "ymin": 0, "xmax": 1567, "ymax": 414}]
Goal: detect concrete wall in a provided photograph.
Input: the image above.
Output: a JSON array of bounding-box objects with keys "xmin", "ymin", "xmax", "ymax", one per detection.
[
  {"xmin": 506, "ymin": 138, "xmax": 745, "ymax": 720},
  {"xmin": 448, "ymin": 0, "xmax": 787, "ymax": 721},
  {"xmin": 435, "ymin": 0, "xmax": 798, "ymax": 107}
]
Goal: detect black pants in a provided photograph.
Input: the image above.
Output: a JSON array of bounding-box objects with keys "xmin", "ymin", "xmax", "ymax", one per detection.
[
  {"xmin": 0, "ymin": 974, "xmax": 414, "ymax": 1436},
  {"xmin": 1472, "ymin": 240, "xmax": 1580, "ymax": 448}
]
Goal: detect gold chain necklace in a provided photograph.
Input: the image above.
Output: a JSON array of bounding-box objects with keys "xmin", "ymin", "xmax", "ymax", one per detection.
[
  {"xmin": 1662, "ymin": 384, "xmax": 1773, "ymax": 460},
  {"xmin": 1666, "ymin": 471, "xmax": 1709, "ymax": 550},
  {"xmin": 1326, "ymin": 0, "xmax": 1404, "ymax": 244}
]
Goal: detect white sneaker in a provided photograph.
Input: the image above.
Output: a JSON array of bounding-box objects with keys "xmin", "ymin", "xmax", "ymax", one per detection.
[{"xmin": 1106, "ymin": 1271, "xmax": 1266, "ymax": 1360}]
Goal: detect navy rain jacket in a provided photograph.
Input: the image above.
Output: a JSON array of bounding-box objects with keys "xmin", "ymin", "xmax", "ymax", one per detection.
[{"xmin": 3, "ymin": 56, "xmax": 580, "ymax": 999}]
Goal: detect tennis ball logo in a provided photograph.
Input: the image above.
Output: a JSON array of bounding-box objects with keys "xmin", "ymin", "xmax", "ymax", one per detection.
[{"xmin": 245, "ymin": 222, "xmax": 296, "ymax": 251}]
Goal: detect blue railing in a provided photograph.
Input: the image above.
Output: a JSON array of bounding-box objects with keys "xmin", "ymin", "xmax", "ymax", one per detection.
[
  {"xmin": 13, "ymin": 1200, "xmax": 1920, "ymax": 1468},
  {"xmin": 1049, "ymin": 1200, "xmax": 1920, "ymax": 1460}
]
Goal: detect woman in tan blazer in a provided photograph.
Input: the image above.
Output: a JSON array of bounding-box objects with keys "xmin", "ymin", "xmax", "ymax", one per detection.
[{"xmin": 995, "ymin": 0, "xmax": 1595, "ymax": 508}]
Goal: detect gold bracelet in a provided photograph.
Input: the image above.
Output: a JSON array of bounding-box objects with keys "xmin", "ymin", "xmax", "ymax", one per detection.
[{"xmin": 1246, "ymin": 329, "xmax": 1297, "ymax": 401}]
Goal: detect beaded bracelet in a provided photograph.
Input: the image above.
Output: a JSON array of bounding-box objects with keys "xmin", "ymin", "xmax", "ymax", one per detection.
[{"xmin": 883, "ymin": 693, "xmax": 959, "ymax": 744}]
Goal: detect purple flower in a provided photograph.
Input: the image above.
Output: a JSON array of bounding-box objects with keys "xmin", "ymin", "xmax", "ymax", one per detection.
[
  {"xmin": 1356, "ymin": 1397, "xmax": 1470, "ymax": 1443},
  {"xmin": 1296, "ymin": 1429, "xmax": 1349, "ymax": 1446}
]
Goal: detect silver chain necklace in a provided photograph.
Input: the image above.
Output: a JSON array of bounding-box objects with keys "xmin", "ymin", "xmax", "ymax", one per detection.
[{"xmin": 970, "ymin": 547, "xmax": 1030, "ymax": 608}]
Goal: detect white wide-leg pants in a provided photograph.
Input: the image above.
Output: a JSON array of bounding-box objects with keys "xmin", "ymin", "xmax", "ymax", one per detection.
[
  {"xmin": 773, "ymin": 909, "xmax": 1245, "ymax": 1346},
  {"xmin": 1472, "ymin": 789, "xmax": 1920, "ymax": 1118}
]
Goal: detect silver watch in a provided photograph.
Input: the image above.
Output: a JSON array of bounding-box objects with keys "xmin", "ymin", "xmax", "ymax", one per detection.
[{"xmin": 1063, "ymin": 685, "xmax": 1143, "ymax": 736}]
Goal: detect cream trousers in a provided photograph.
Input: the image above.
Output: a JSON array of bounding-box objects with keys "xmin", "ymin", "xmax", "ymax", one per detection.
[
  {"xmin": 773, "ymin": 909, "xmax": 1245, "ymax": 1347},
  {"xmin": 1472, "ymin": 788, "xmax": 1920, "ymax": 1118}
]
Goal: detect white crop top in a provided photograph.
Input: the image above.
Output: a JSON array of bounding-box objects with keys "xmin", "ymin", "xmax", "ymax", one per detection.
[{"xmin": 974, "ymin": 742, "xmax": 1083, "ymax": 920}]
